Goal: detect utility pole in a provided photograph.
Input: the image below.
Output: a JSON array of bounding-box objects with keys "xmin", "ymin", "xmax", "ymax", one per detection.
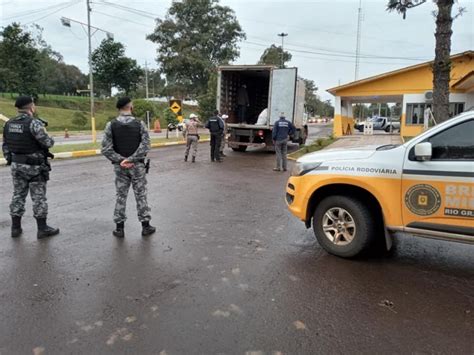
[
  {"xmin": 86, "ymin": 0, "xmax": 96, "ymax": 143},
  {"xmin": 354, "ymin": 0, "xmax": 363, "ymax": 80},
  {"xmin": 61, "ymin": 8, "xmax": 112, "ymax": 143},
  {"xmin": 277, "ymin": 32, "xmax": 288, "ymax": 68},
  {"xmin": 145, "ymin": 60, "xmax": 149, "ymax": 99}
]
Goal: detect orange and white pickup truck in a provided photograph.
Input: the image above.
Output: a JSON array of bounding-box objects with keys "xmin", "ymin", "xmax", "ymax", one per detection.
[{"xmin": 286, "ymin": 110, "xmax": 474, "ymax": 258}]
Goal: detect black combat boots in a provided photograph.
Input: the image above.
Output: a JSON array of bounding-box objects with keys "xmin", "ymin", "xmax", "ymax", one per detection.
[
  {"xmin": 11, "ymin": 216, "xmax": 22, "ymax": 238},
  {"xmin": 184, "ymin": 155, "xmax": 188, "ymax": 162},
  {"xmin": 141, "ymin": 221, "xmax": 156, "ymax": 237},
  {"xmin": 113, "ymin": 222, "xmax": 125, "ymax": 238},
  {"xmin": 36, "ymin": 218, "xmax": 60, "ymax": 239},
  {"xmin": 192, "ymin": 156, "xmax": 195, "ymax": 163}
]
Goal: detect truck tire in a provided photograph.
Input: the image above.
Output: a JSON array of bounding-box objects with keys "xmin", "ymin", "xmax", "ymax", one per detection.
[
  {"xmin": 313, "ymin": 195, "xmax": 377, "ymax": 258},
  {"xmin": 357, "ymin": 126, "xmax": 364, "ymax": 133},
  {"xmin": 385, "ymin": 126, "xmax": 392, "ymax": 133}
]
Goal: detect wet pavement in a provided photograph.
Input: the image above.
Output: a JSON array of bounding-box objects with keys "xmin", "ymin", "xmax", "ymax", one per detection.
[{"xmin": 0, "ymin": 129, "xmax": 473, "ymax": 354}]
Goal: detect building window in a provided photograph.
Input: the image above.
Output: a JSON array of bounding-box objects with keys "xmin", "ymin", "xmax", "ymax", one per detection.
[
  {"xmin": 405, "ymin": 102, "xmax": 465, "ymax": 125},
  {"xmin": 406, "ymin": 103, "xmax": 430, "ymax": 125}
]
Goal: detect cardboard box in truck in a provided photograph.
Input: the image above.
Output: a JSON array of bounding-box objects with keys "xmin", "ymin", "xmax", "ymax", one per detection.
[{"xmin": 217, "ymin": 65, "xmax": 307, "ymax": 152}]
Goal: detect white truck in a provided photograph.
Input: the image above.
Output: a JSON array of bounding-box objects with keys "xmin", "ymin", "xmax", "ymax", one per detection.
[
  {"xmin": 217, "ymin": 65, "xmax": 308, "ymax": 152},
  {"xmin": 355, "ymin": 116, "xmax": 401, "ymax": 133}
]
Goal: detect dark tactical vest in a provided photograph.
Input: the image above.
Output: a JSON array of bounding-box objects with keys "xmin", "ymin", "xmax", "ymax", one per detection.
[
  {"xmin": 208, "ymin": 116, "xmax": 221, "ymax": 134},
  {"xmin": 111, "ymin": 119, "xmax": 141, "ymax": 158},
  {"xmin": 4, "ymin": 115, "xmax": 42, "ymax": 154}
]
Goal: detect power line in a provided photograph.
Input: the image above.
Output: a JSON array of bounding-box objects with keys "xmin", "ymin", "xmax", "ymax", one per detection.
[
  {"xmin": 23, "ymin": 1, "xmax": 81, "ymax": 26},
  {"xmin": 92, "ymin": 10, "xmax": 151, "ymax": 27},
  {"xmin": 246, "ymin": 35, "xmax": 429, "ymax": 61},
  {"xmin": 244, "ymin": 40, "xmax": 429, "ymax": 62},
  {"xmin": 1, "ymin": 1, "xmax": 75, "ymax": 22},
  {"xmin": 96, "ymin": 0, "xmax": 159, "ymax": 19}
]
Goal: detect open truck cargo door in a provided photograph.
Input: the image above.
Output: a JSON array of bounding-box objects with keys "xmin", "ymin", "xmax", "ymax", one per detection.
[{"xmin": 269, "ymin": 68, "xmax": 297, "ymax": 125}]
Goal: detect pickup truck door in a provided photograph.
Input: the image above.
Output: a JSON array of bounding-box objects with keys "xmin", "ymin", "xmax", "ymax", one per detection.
[
  {"xmin": 401, "ymin": 118, "xmax": 474, "ymax": 236},
  {"xmin": 268, "ymin": 68, "xmax": 297, "ymax": 125}
]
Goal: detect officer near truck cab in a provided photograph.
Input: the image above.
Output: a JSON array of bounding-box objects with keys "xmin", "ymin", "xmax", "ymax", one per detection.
[
  {"xmin": 272, "ymin": 113, "xmax": 295, "ymax": 172},
  {"xmin": 205, "ymin": 110, "xmax": 224, "ymax": 162},
  {"xmin": 184, "ymin": 113, "xmax": 200, "ymax": 163},
  {"xmin": 2, "ymin": 96, "xmax": 59, "ymax": 239},
  {"xmin": 101, "ymin": 97, "xmax": 156, "ymax": 238}
]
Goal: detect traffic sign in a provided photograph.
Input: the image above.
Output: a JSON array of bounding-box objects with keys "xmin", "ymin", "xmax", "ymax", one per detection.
[{"xmin": 169, "ymin": 99, "xmax": 182, "ymax": 116}]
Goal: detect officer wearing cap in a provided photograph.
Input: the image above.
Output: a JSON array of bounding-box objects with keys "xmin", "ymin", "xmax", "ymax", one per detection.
[
  {"xmin": 101, "ymin": 97, "xmax": 156, "ymax": 238},
  {"xmin": 2, "ymin": 96, "xmax": 59, "ymax": 239},
  {"xmin": 219, "ymin": 114, "xmax": 228, "ymax": 157},
  {"xmin": 184, "ymin": 113, "xmax": 201, "ymax": 163},
  {"xmin": 272, "ymin": 112, "xmax": 295, "ymax": 172},
  {"xmin": 205, "ymin": 110, "xmax": 224, "ymax": 162}
]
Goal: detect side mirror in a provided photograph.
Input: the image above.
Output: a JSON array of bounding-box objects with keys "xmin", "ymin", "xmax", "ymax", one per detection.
[{"xmin": 414, "ymin": 142, "xmax": 432, "ymax": 161}]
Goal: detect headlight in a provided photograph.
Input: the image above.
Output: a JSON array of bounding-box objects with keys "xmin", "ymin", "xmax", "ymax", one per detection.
[{"xmin": 291, "ymin": 161, "xmax": 322, "ymax": 176}]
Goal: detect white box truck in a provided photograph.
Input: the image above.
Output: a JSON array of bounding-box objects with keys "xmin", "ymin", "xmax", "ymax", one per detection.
[{"xmin": 217, "ymin": 65, "xmax": 307, "ymax": 152}]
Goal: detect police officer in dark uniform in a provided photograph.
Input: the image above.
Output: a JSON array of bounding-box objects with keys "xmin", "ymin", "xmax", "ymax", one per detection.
[
  {"xmin": 272, "ymin": 112, "xmax": 295, "ymax": 172},
  {"xmin": 2, "ymin": 96, "xmax": 59, "ymax": 239},
  {"xmin": 205, "ymin": 110, "xmax": 224, "ymax": 162},
  {"xmin": 101, "ymin": 97, "xmax": 156, "ymax": 238}
]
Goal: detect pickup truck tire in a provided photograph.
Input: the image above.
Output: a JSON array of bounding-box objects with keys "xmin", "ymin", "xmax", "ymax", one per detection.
[
  {"xmin": 313, "ymin": 195, "xmax": 376, "ymax": 258},
  {"xmin": 384, "ymin": 126, "xmax": 392, "ymax": 133},
  {"xmin": 357, "ymin": 126, "xmax": 364, "ymax": 133}
]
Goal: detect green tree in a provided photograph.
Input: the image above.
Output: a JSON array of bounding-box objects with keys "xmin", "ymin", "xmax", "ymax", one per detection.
[
  {"xmin": 387, "ymin": 0, "xmax": 465, "ymax": 122},
  {"xmin": 133, "ymin": 99, "xmax": 157, "ymax": 119},
  {"xmin": 0, "ymin": 23, "xmax": 41, "ymax": 95},
  {"xmin": 92, "ymin": 38, "xmax": 143, "ymax": 96},
  {"xmin": 197, "ymin": 71, "xmax": 217, "ymax": 120},
  {"xmin": 303, "ymin": 79, "xmax": 334, "ymax": 117},
  {"xmin": 258, "ymin": 44, "xmax": 292, "ymax": 67},
  {"xmin": 146, "ymin": 0, "xmax": 245, "ymax": 97}
]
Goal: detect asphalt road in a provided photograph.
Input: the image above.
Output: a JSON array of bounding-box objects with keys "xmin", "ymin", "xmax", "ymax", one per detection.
[{"xmin": 0, "ymin": 130, "xmax": 473, "ymax": 354}]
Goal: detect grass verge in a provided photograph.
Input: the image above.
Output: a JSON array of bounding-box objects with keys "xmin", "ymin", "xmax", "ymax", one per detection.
[{"xmin": 288, "ymin": 136, "xmax": 337, "ymax": 160}]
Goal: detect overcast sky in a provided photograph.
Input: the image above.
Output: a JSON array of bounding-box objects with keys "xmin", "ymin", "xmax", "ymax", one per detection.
[{"xmin": 1, "ymin": 0, "xmax": 473, "ymax": 101}]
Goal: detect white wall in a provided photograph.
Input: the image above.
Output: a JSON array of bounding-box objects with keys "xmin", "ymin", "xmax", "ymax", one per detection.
[{"xmin": 402, "ymin": 93, "xmax": 474, "ymax": 114}]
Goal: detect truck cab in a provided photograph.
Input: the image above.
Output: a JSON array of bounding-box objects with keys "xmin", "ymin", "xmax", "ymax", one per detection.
[{"xmin": 286, "ymin": 111, "xmax": 474, "ymax": 258}]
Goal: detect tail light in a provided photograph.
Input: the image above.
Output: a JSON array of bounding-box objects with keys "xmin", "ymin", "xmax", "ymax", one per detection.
[{"xmin": 257, "ymin": 130, "xmax": 264, "ymax": 137}]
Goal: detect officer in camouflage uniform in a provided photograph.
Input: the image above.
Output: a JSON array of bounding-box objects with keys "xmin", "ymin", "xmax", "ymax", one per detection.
[
  {"xmin": 2, "ymin": 96, "xmax": 59, "ymax": 239},
  {"xmin": 184, "ymin": 113, "xmax": 200, "ymax": 163},
  {"xmin": 101, "ymin": 97, "xmax": 156, "ymax": 238}
]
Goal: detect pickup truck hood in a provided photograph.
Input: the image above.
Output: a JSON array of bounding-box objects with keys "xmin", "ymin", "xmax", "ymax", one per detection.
[{"xmin": 297, "ymin": 145, "xmax": 380, "ymax": 163}]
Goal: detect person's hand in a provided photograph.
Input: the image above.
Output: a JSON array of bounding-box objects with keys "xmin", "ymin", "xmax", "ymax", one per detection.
[{"xmin": 120, "ymin": 159, "xmax": 134, "ymax": 169}]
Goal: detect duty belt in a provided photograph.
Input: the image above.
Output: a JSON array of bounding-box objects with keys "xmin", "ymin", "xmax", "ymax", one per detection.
[{"xmin": 11, "ymin": 154, "xmax": 45, "ymax": 166}]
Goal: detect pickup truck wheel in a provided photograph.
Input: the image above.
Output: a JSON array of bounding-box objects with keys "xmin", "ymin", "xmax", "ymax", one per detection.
[
  {"xmin": 384, "ymin": 126, "xmax": 392, "ymax": 133},
  {"xmin": 313, "ymin": 196, "xmax": 376, "ymax": 258},
  {"xmin": 357, "ymin": 126, "xmax": 364, "ymax": 133}
]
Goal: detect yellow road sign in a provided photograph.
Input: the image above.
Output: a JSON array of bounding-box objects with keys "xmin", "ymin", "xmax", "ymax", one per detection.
[{"xmin": 169, "ymin": 100, "xmax": 182, "ymax": 115}]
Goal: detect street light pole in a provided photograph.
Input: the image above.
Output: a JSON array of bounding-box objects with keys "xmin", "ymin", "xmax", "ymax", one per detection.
[
  {"xmin": 277, "ymin": 32, "xmax": 288, "ymax": 68},
  {"xmin": 86, "ymin": 0, "xmax": 96, "ymax": 143}
]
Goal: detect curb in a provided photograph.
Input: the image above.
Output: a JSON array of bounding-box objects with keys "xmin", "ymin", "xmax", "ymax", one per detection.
[{"xmin": 0, "ymin": 139, "xmax": 210, "ymax": 166}]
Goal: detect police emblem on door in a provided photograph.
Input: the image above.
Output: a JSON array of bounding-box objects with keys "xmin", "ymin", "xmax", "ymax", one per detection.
[{"xmin": 405, "ymin": 184, "xmax": 442, "ymax": 216}]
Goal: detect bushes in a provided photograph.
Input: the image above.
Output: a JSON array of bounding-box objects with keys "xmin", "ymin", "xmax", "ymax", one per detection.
[{"xmin": 72, "ymin": 111, "xmax": 88, "ymax": 127}]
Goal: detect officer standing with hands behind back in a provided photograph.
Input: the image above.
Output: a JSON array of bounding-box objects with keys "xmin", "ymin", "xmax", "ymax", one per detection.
[
  {"xmin": 101, "ymin": 97, "xmax": 156, "ymax": 238},
  {"xmin": 2, "ymin": 96, "xmax": 59, "ymax": 239},
  {"xmin": 205, "ymin": 110, "xmax": 224, "ymax": 162}
]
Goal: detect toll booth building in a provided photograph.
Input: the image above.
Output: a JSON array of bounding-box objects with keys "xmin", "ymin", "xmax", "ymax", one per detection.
[{"xmin": 328, "ymin": 51, "xmax": 474, "ymax": 138}]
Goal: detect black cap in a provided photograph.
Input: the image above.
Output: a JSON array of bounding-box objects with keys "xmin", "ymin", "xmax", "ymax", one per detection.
[
  {"xmin": 116, "ymin": 97, "xmax": 132, "ymax": 110},
  {"xmin": 15, "ymin": 96, "xmax": 34, "ymax": 109}
]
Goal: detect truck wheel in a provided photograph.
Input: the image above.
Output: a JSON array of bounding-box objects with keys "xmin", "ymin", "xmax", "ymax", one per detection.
[
  {"xmin": 313, "ymin": 196, "xmax": 377, "ymax": 258},
  {"xmin": 385, "ymin": 126, "xmax": 391, "ymax": 133},
  {"xmin": 358, "ymin": 126, "xmax": 364, "ymax": 133}
]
